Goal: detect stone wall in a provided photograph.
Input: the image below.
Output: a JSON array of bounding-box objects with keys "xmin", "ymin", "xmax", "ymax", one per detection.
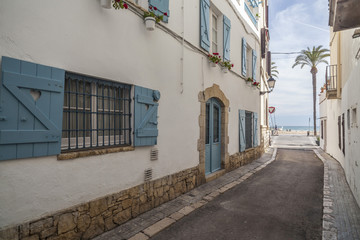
[
  {"xmin": 0, "ymin": 167, "xmax": 199, "ymax": 240},
  {"xmin": 228, "ymin": 146, "xmax": 263, "ymax": 171}
]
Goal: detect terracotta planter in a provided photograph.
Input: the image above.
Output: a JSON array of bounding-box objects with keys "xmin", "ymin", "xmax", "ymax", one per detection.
[{"xmin": 145, "ymin": 17, "xmax": 156, "ymax": 31}]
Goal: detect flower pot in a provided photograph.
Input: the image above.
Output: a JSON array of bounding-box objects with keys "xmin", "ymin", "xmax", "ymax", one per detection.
[
  {"xmin": 145, "ymin": 17, "xmax": 156, "ymax": 31},
  {"xmin": 210, "ymin": 62, "xmax": 217, "ymax": 67},
  {"xmin": 100, "ymin": 0, "xmax": 112, "ymax": 9},
  {"xmin": 222, "ymin": 67, "xmax": 228, "ymax": 73}
]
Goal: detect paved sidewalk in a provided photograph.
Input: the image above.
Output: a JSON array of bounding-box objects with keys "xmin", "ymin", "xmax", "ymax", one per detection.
[
  {"xmin": 314, "ymin": 149, "xmax": 360, "ymax": 240},
  {"xmin": 94, "ymin": 148, "xmax": 277, "ymax": 240}
]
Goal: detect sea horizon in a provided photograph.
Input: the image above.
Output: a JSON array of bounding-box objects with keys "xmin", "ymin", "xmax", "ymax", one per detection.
[{"xmin": 274, "ymin": 126, "xmax": 321, "ymax": 131}]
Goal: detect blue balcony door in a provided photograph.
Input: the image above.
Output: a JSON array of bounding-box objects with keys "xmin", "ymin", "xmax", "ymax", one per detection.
[{"xmin": 205, "ymin": 98, "xmax": 222, "ymax": 175}]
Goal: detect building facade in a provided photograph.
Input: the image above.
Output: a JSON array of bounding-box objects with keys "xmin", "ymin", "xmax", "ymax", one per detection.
[
  {"xmin": 319, "ymin": 0, "xmax": 360, "ymax": 207},
  {"xmin": 0, "ymin": 0, "xmax": 271, "ymax": 239}
]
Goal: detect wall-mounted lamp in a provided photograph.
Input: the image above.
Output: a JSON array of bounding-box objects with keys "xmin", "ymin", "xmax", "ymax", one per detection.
[
  {"xmin": 260, "ymin": 76, "xmax": 276, "ymax": 95},
  {"xmin": 352, "ymin": 29, "xmax": 360, "ymax": 39}
]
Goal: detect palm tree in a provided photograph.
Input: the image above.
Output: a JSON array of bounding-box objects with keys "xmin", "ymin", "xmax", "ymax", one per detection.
[
  {"xmin": 292, "ymin": 45, "xmax": 329, "ymax": 136},
  {"xmin": 271, "ymin": 62, "xmax": 279, "ymax": 78}
]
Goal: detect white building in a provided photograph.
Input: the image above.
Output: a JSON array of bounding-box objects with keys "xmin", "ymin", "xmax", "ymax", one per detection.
[
  {"xmin": 319, "ymin": 0, "xmax": 360, "ymax": 206},
  {"xmin": 0, "ymin": 0, "xmax": 271, "ymax": 239}
]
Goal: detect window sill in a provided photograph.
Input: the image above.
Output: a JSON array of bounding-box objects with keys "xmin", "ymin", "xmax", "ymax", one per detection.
[{"xmin": 58, "ymin": 146, "xmax": 135, "ymax": 160}]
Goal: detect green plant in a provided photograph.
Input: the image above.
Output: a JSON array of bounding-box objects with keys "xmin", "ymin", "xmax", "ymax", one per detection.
[
  {"xmin": 113, "ymin": 0, "xmax": 128, "ymax": 9},
  {"xmin": 221, "ymin": 61, "xmax": 234, "ymax": 70},
  {"xmin": 208, "ymin": 53, "xmax": 221, "ymax": 64},
  {"xmin": 144, "ymin": 5, "xmax": 168, "ymax": 23},
  {"xmin": 247, "ymin": 77, "xmax": 253, "ymax": 82}
]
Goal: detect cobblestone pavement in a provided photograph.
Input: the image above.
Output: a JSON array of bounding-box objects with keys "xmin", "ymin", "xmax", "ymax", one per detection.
[
  {"xmin": 94, "ymin": 148, "xmax": 277, "ymax": 240},
  {"xmin": 315, "ymin": 149, "xmax": 360, "ymax": 240}
]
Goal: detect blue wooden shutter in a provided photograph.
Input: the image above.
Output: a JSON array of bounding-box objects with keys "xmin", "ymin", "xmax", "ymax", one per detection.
[
  {"xmin": 252, "ymin": 49, "xmax": 257, "ymax": 81},
  {"xmin": 223, "ymin": 15, "xmax": 231, "ymax": 61},
  {"xmin": 134, "ymin": 86, "xmax": 160, "ymax": 146},
  {"xmin": 200, "ymin": 0, "xmax": 210, "ymax": 52},
  {"xmin": 0, "ymin": 56, "xmax": 65, "ymax": 161},
  {"xmin": 242, "ymin": 38, "xmax": 247, "ymax": 76},
  {"xmin": 149, "ymin": 0, "xmax": 170, "ymax": 23},
  {"xmin": 253, "ymin": 112, "xmax": 258, "ymax": 147},
  {"xmin": 239, "ymin": 109, "xmax": 246, "ymax": 152}
]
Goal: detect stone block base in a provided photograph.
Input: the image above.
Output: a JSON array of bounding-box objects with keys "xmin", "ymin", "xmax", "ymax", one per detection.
[
  {"xmin": 0, "ymin": 166, "xmax": 199, "ymax": 240},
  {"xmin": 228, "ymin": 146, "xmax": 263, "ymax": 171}
]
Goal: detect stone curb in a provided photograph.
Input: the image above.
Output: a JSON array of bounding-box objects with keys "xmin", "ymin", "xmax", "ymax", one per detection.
[
  {"xmin": 313, "ymin": 149, "xmax": 338, "ymax": 240},
  {"xmin": 124, "ymin": 148, "xmax": 278, "ymax": 239}
]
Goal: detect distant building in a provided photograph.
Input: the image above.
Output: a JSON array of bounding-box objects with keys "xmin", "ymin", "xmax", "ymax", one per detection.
[
  {"xmin": 0, "ymin": 0, "xmax": 271, "ymax": 239},
  {"xmin": 319, "ymin": 0, "xmax": 360, "ymax": 206}
]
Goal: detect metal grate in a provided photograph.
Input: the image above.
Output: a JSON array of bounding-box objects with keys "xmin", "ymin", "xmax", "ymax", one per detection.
[
  {"xmin": 150, "ymin": 148, "xmax": 159, "ymax": 161},
  {"xmin": 61, "ymin": 73, "xmax": 132, "ymax": 151},
  {"xmin": 144, "ymin": 168, "xmax": 153, "ymax": 182}
]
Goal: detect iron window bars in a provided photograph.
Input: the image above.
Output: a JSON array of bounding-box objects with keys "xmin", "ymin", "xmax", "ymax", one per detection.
[{"xmin": 62, "ymin": 73, "xmax": 131, "ymax": 151}]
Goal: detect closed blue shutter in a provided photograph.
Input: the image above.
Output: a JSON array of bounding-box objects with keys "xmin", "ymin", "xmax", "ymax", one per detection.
[
  {"xmin": 252, "ymin": 49, "xmax": 257, "ymax": 81},
  {"xmin": 200, "ymin": 0, "xmax": 210, "ymax": 52},
  {"xmin": 149, "ymin": 0, "xmax": 170, "ymax": 22},
  {"xmin": 242, "ymin": 38, "xmax": 247, "ymax": 77},
  {"xmin": 223, "ymin": 15, "xmax": 231, "ymax": 61},
  {"xmin": 0, "ymin": 56, "xmax": 65, "ymax": 161},
  {"xmin": 253, "ymin": 112, "xmax": 258, "ymax": 147},
  {"xmin": 239, "ymin": 109, "xmax": 246, "ymax": 152},
  {"xmin": 134, "ymin": 86, "xmax": 160, "ymax": 146}
]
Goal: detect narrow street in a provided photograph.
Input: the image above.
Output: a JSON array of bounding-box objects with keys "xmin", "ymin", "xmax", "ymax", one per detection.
[{"xmin": 151, "ymin": 136, "xmax": 323, "ymax": 240}]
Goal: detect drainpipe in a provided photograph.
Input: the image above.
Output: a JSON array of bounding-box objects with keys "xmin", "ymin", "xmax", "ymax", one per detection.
[{"xmin": 180, "ymin": 0, "xmax": 185, "ymax": 94}]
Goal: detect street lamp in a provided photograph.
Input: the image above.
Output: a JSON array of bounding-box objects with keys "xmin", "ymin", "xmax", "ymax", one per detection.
[{"xmin": 260, "ymin": 76, "xmax": 276, "ymax": 95}]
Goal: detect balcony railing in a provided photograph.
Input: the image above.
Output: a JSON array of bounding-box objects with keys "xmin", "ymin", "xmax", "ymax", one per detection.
[{"xmin": 325, "ymin": 64, "xmax": 338, "ymax": 99}]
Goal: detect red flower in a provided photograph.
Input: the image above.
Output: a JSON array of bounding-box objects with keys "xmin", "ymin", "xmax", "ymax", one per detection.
[
  {"xmin": 123, "ymin": 3, "xmax": 128, "ymax": 9},
  {"xmin": 213, "ymin": 53, "xmax": 219, "ymax": 55},
  {"xmin": 116, "ymin": 0, "xmax": 120, "ymax": 2},
  {"xmin": 231, "ymin": 64, "xmax": 234, "ymax": 67},
  {"xmin": 154, "ymin": 7, "xmax": 158, "ymax": 10},
  {"xmin": 149, "ymin": 6, "xmax": 152, "ymax": 9},
  {"xmin": 164, "ymin": 12, "xmax": 168, "ymax": 16}
]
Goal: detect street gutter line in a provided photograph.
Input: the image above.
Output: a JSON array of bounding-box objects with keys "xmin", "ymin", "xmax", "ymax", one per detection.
[{"xmin": 313, "ymin": 149, "xmax": 338, "ymax": 240}]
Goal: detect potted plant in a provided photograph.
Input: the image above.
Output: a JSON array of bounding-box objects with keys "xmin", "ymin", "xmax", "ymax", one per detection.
[
  {"xmin": 112, "ymin": 0, "xmax": 128, "ymax": 9},
  {"xmin": 143, "ymin": 6, "xmax": 167, "ymax": 31},
  {"xmin": 220, "ymin": 61, "xmax": 234, "ymax": 73},
  {"xmin": 208, "ymin": 53, "xmax": 221, "ymax": 67},
  {"xmin": 252, "ymin": 81, "xmax": 260, "ymax": 87},
  {"xmin": 255, "ymin": 13, "xmax": 260, "ymax": 20}
]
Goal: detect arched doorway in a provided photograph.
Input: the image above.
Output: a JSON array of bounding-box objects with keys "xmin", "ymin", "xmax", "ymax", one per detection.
[{"xmin": 205, "ymin": 98, "xmax": 222, "ymax": 174}]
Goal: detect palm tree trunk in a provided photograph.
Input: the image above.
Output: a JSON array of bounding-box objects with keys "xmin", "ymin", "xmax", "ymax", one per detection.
[{"xmin": 311, "ymin": 67, "xmax": 317, "ymax": 136}]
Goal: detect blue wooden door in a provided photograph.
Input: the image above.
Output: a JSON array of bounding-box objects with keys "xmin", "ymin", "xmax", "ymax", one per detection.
[{"xmin": 205, "ymin": 98, "xmax": 221, "ymax": 175}]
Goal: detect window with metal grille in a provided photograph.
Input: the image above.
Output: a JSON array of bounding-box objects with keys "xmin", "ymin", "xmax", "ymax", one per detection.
[
  {"xmin": 61, "ymin": 73, "xmax": 131, "ymax": 151},
  {"xmin": 245, "ymin": 111, "xmax": 253, "ymax": 149}
]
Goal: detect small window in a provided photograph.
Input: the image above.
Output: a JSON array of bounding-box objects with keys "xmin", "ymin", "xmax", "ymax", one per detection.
[
  {"xmin": 347, "ymin": 109, "xmax": 350, "ymax": 129},
  {"xmin": 338, "ymin": 115, "xmax": 341, "ymax": 149},
  {"xmin": 212, "ymin": 14, "xmax": 218, "ymax": 53},
  {"xmin": 352, "ymin": 107, "xmax": 357, "ymax": 127},
  {"xmin": 206, "ymin": 103, "xmax": 210, "ymax": 144},
  {"xmin": 245, "ymin": 111, "xmax": 253, "ymax": 149},
  {"xmin": 321, "ymin": 120, "xmax": 324, "ymax": 139},
  {"xmin": 246, "ymin": 45, "xmax": 253, "ymax": 79},
  {"xmin": 62, "ymin": 74, "xmax": 132, "ymax": 151}
]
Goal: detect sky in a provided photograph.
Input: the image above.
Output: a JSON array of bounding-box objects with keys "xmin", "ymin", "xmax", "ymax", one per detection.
[{"xmin": 268, "ymin": 0, "xmax": 330, "ymax": 127}]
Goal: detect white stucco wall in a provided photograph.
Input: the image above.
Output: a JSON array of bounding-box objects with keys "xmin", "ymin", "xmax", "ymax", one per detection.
[
  {"xmin": 0, "ymin": 0, "xmax": 263, "ymax": 228},
  {"xmin": 321, "ymin": 28, "xmax": 360, "ymax": 206},
  {"xmin": 338, "ymin": 29, "xmax": 360, "ymax": 205}
]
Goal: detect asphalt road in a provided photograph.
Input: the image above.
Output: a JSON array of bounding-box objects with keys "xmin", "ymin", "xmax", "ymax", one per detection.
[{"xmin": 151, "ymin": 137, "xmax": 324, "ymax": 240}]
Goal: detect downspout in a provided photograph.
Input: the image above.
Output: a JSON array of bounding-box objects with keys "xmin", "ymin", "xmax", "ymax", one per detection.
[{"xmin": 180, "ymin": 0, "xmax": 185, "ymax": 94}]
